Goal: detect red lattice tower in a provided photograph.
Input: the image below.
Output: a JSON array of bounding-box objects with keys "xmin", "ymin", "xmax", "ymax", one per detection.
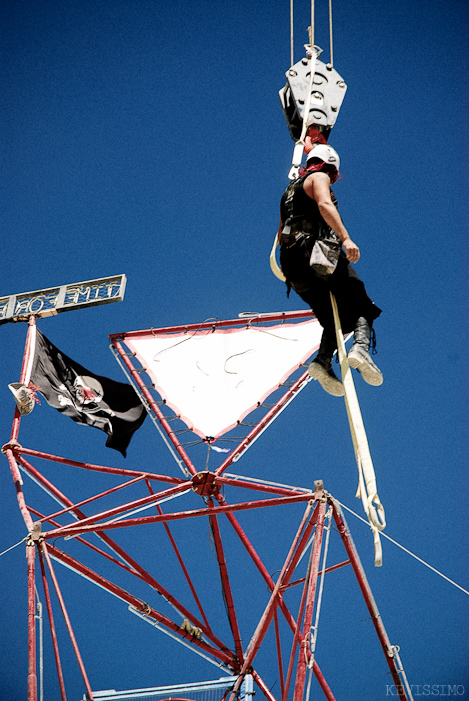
[{"xmin": 3, "ymin": 311, "xmax": 410, "ymax": 701}]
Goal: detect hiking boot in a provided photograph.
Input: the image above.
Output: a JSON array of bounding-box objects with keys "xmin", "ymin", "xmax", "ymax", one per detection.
[
  {"xmin": 308, "ymin": 358, "xmax": 344, "ymax": 396},
  {"xmin": 308, "ymin": 330, "xmax": 344, "ymax": 396},
  {"xmin": 347, "ymin": 317, "xmax": 383, "ymax": 386}
]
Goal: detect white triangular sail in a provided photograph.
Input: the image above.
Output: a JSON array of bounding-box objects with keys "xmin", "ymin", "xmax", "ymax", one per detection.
[{"xmin": 127, "ymin": 319, "xmax": 322, "ymax": 438}]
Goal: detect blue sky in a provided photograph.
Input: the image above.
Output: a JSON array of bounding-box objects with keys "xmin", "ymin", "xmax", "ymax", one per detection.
[{"xmin": 1, "ymin": 1, "xmax": 467, "ymax": 700}]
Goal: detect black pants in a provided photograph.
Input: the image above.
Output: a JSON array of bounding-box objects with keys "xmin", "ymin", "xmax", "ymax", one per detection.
[{"xmin": 280, "ymin": 236, "xmax": 382, "ymax": 335}]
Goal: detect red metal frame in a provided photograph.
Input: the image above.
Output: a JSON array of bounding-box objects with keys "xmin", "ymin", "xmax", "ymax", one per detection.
[
  {"xmin": 2, "ymin": 315, "xmax": 410, "ymax": 701},
  {"xmin": 37, "ymin": 547, "xmax": 67, "ymax": 701}
]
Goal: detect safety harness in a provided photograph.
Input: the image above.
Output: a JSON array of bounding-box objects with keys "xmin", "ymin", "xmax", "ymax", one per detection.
[{"xmin": 281, "ymin": 175, "xmax": 338, "ymax": 245}]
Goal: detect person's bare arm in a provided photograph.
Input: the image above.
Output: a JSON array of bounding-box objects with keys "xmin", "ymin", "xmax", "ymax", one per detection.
[{"xmin": 304, "ymin": 172, "xmax": 360, "ymax": 263}]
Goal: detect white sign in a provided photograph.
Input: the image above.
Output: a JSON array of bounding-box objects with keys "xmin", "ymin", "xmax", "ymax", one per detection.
[{"xmin": 0, "ymin": 275, "xmax": 126, "ymax": 325}]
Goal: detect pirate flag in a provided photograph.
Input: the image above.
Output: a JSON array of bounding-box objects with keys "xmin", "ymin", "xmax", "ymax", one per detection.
[{"xmin": 30, "ymin": 329, "xmax": 146, "ymax": 456}]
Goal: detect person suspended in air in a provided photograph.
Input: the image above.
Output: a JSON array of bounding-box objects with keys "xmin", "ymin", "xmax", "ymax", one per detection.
[{"xmin": 278, "ymin": 136, "xmax": 383, "ymax": 396}]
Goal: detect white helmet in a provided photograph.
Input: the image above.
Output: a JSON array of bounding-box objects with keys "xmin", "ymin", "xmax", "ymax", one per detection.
[{"xmin": 306, "ymin": 144, "xmax": 340, "ymax": 171}]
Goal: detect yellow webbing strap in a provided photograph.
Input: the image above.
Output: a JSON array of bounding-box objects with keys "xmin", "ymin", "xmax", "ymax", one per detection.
[
  {"xmin": 330, "ymin": 292, "xmax": 386, "ymax": 566},
  {"xmin": 270, "ymin": 233, "xmax": 286, "ymax": 282}
]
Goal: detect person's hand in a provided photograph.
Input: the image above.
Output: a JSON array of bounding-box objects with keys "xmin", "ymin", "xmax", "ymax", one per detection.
[{"xmin": 342, "ymin": 238, "xmax": 360, "ymax": 263}]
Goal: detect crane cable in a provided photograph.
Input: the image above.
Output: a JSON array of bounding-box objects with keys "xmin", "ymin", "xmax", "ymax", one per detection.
[
  {"xmin": 290, "ymin": 0, "xmax": 334, "ymax": 68},
  {"xmin": 290, "ymin": 0, "xmax": 294, "ymax": 67}
]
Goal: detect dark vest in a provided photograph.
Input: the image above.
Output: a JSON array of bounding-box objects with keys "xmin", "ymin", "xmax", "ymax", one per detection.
[{"xmin": 280, "ymin": 174, "xmax": 338, "ymax": 241}]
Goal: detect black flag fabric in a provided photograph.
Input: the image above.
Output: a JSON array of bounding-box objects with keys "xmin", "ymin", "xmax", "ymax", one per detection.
[{"xmin": 30, "ymin": 329, "xmax": 146, "ymax": 456}]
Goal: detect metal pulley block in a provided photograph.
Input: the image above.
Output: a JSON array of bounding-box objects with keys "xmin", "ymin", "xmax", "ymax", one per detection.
[{"xmin": 279, "ymin": 52, "xmax": 347, "ymax": 142}]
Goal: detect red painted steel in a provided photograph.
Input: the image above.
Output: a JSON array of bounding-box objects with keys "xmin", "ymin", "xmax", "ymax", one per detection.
[
  {"xmin": 214, "ymin": 370, "xmax": 311, "ymax": 476},
  {"xmin": 208, "ymin": 500, "xmax": 245, "ymax": 664},
  {"xmin": 331, "ymin": 498, "xmax": 409, "ymax": 700},
  {"xmin": 273, "ymin": 611, "xmax": 285, "ymax": 699},
  {"xmin": 29, "ymin": 505, "xmax": 141, "ymax": 579},
  {"xmin": 19, "ymin": 457, "xmax": 229, "ymax": 652},
  {"xmin": 4, "ymin": 315, "xmax": 410, "ymax": 700},
  {"xmin": 112, "ymin": 338, "xmax": 198, "ymax": 477},
  {"xmin": 46, "ymin": 543, "xmax": 236, "ymax": 670},
  {"xmin": 41, "ymin": 544, "xmax": 95, "ymax": 699},
  {"xmin": 44, "ymin": 492, "xmax": 316, "ymax": 540},
  {"xmin": 7, "ymin": 444, "xmax": 406, "ymax": 700},
  {"xmin": 15, "ymin": 445, "xmax": 184, "ymax": 484},
  {"xmin": 38, "ymin": 547, "xmax": 67, "ymax": 701},
  {"xmin": 227, "ymin": 501, "xmax": 316, "ymax": 701},
  {"xmin": 3, "ymin": 447, "xmax": 35, "ymax": 531},
  {"xmin": 216, "ymin": 493, "xmax": 298, "ymax": 631},
  {"xmin": 282, "ymin": 559, "xmax": 350, "ymax": 590},
  {"xmin": 27, "ymin": 543, "xmax": 37, "ymax": 701},
  {"xmin": 192, "ymin": 471, "xmax": 219, "ymax": 496},
  {"xmin": 216, "ymin": 475, "xmax": 308, "ymax": 497},
  {"xmin": 251, "ymin": 669, "xmax": 280, "ymax": 701},
  {"xmin": 309, "ymin": 663, "xmax": 337, "ymax": 701},
  {"xmin": 293, "ymin": 500, "xmax": 327, "ymax": 701},
  {"xmin": 282, "ymin": 503, "xmax": 330, "ymax": 701},
  {"xmin": 283, "ymin": 541, "xmax": 315, "ymax": 701},
  {"xmin": 37, "ymin": 474, "xmax": 148, "ymax": 523},
  {"xmin": 150, "ymin": 483, "xmax": 212, "ymax": 631},
  {"xmin": 218, "ymin": 493, "xmax": 336, "ymax": 700},
  {"xmin": 109, "ymin": 310, "xmax": 315, "ymax": 342},
  {"xmin": 40, "ymin": 479, "xmax": 191, "ymax": 531}
]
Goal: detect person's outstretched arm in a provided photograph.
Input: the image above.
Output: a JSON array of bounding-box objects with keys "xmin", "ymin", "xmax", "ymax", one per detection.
[{"xmin": 305, "ymin": 172, "xmax": 360, "ymax": 263}]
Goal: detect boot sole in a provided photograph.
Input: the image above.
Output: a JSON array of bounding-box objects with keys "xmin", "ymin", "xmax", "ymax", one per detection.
[
  {"xmin": 308, "ymin": 362, "xmax": 345, "ymax": 397},
  {"xmin": 347, "ymin": 351, "xmax": 383, "ymax": 386}
]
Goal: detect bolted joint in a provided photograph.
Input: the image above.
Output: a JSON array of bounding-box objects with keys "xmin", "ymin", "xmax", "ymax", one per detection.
[
  {"xmin": 1, "ymin": 440, "xmax": 21, "ymax": 455},
  {"xmin": 313, "ymin": 479, "xmax": 328, "ymax": 502},
  {"xmin": 29, "ymin": 522, "xmax": 42, "ymax": 542},
  {"xmin": 139, "ymin": 602, "xmax": 152, "ymax": 616},
  {"xmin": 191, "ymin": 471, "xmax": 220, "ymax": 497}
]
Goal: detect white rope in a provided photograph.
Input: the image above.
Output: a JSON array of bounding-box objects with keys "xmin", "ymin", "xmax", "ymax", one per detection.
[
  {"xmin": 330, "ymin": 292, "xmax": 385, "ymax": 567},
  {"xmin": 337, "ymin": 500, "xmax": 469, "ymax": 597},
  {"xmin": 328, "ymin": 0, "xmax": 334, "ymax": 66},
  {"xmin": 0, "ymin": 536, "xmax": 28, "ymax": 557}
]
